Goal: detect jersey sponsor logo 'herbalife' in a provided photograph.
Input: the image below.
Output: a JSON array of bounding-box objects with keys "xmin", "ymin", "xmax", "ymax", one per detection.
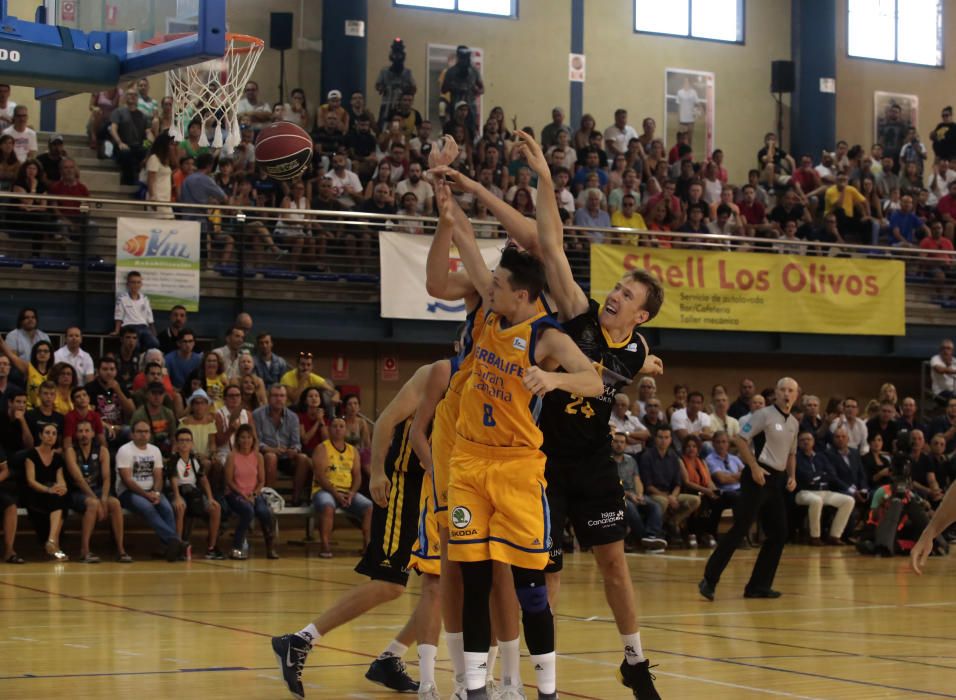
[{"xmin": 451, "ymin": 506, "xmax": 472, "ymax": 529}]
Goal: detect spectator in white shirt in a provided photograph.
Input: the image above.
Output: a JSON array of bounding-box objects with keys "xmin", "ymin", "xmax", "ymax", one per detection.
[
  {"xmin": 926, "ymin": 158, "xmax": 956, "ymax": 207},
  {"xmin": 828, "ymin": 396, "xmax": 869, "ymax": 455},
  {"xmin": 609, "ymin": 392, "xmax": 650, "ymax": 456},
  {"xmin": 930, "ymin": 338, "xmax": 956, "ymax": 401},
  {"xmin": 395, "ymin": 161, "xmax": 434, "ymax": 215},
  {"xmin": 553, "ymin": 167, "xmax": 575, "ymax": 213},
  {"xmin": 709, "ymin": 393, "xmax": 740, "ymax": 438},
  {"xmin": 633, "ymin": 376, "xmax": 656, "ymax": 418},
  {"xmin": 213, "ymin": 326, "xmax": 247, "ymax": 381},
  {"xmin": 53, "ymin": 326, "xmax": 95, "ymax": 384},
  {"xmin": 5, "ymin": 306, "xmax": 50, "ymax": 359},
  {"xmin": 236, "ymin": 81, "xmax": 272, "ymax": 130},
  {"xmin": 112, "ymin": 271, "xmax": 159, "ymax": 350},
  {"xmin": 603, "ymin": 108, "xmax": 638, "ymax": 157},
  {"xmin": 671, "ymin": 391, "xmax": 714, "ymax": 453},
  {"xmin": 1, "ymin": 105, "xmax": 36, "ymax": 163},
  {"xmin": 326, "ymin": 152, "xmax": 363, "ymax": 210}
]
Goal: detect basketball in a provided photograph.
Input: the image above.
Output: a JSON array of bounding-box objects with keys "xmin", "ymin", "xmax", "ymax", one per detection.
[{"xmin": 254, "ymin": 121, "xmax": 313, "ymax": 180}]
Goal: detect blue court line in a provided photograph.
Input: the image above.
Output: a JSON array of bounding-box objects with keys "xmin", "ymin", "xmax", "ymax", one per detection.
[{"xmin": 0, "ymin": 663, "xmax": 369, "ymax": 682}]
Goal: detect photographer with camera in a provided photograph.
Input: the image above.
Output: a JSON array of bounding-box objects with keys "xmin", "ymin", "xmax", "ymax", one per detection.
[{"xmin": 860, "ymin": 431, "xmax": 947, "ymax": 559}]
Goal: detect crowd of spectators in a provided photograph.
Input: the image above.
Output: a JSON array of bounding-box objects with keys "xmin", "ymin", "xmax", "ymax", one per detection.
[
  {"xmin": 0, "ymin": 304, "xmax": 374, "ymax": 563},
  {"xmin": 1, "ymin": 74, "xmax": 955, "ymax": 285},
  {"xmin": 606, "ymin": 350, "xmax": 956, "ymax": 554}
]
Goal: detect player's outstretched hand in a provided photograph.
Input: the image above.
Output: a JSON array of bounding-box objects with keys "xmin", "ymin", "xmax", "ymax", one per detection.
[
  {"xmin": 911, "ymin": 530, "xmax": 935, "ymax": 575},
  {"xmin": 522, "ymin": 366, "xmax": 558, "ymax": 397},
  {"xmin": 428, "ymin": 165, "xmax": 477, "ymax": 193},
  {"xmin": 434, "ymin": 178, "xmax": 455, "ymax": 223},
  {"xmin": 370, "ymin": 471, "xmax": 391, "ymax": 508},
  {"xmin": 512, "ymin": 130, "xmax": 549, "ymax": 177},
  {"xmin": 428, "ymin": 135, "xmax": 460, "ymax": 170},
  {"xmin": 641, "ymin": 354, "xmax": 664, "ymax": 376}
]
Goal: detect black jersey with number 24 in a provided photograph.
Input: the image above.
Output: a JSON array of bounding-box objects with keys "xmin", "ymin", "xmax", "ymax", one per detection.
[{"xmin": 540, "ymin": 299, "xmax": 648, "ymax": 461}]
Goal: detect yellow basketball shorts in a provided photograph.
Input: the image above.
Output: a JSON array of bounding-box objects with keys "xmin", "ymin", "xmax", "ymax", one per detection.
[
  {"xmin": 446, "ymin": 438, "xmax": 551, "ymax": 570},
  {"xmin": 407, "ymin": 470, "xmax": 442, "ymax": 576},
  {"xmin": 430, "ymin": 397, "xmax": 458, "ymax": 529}
]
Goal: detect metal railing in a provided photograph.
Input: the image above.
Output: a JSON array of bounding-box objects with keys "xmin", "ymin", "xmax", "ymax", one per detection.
[{"xmin": 0, "ymin": 190, "xmax": 952, "ymax": 308}]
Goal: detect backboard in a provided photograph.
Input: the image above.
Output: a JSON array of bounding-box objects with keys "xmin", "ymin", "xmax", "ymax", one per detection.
[
  {"xmin": 44, "ymin": 0, "xmax": 227, "ymax": 81},
  {"xmin": 0, "ymin": 0, "xmax": 226, "ymax": 97}
]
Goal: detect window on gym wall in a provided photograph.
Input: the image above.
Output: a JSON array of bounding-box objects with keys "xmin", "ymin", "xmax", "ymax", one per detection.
[
  {"xmin": 847, "ymin": 0, "xmax": 943, "ymax": 66},
  {"xmin": 634, "ymin": 0, "xmax": 744, "ymax": 44},
  {"xmin": 393, "ymin": 0, "xmax": 516, "ymax": 17}
]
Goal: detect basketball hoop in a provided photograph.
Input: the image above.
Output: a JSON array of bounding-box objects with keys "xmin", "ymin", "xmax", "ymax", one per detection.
[{"xmin": 160, "ymin": 32, "xmax": 264, "ymax": 154}]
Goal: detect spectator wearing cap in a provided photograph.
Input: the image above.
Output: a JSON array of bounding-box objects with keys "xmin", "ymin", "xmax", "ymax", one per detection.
[
  {"xmin": 540, "ymin": 107, "xmax": 568, "ymax": 150},
  {"xmin": 441, "ymin": 45, "xmax": 483, "ymax": 130},
  {"xmin": 37, "ymin": 134, "xmax": 65, "ymax": 182},
  {"xmin": 179, "ymin": 388, "xmax": 217, "ymax": 471},
  {"xmin": 130, "ymin": 381, "xmax": 177, "ymax": 457},
  {"xmin": 318, "ymin": 89, "xmax": 349, "ymax": 134}
]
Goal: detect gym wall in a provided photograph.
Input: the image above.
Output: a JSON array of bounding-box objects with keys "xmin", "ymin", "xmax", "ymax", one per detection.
[{"xmin": 834, "ymin": 0, "xmax": 956, "ymax": 156}]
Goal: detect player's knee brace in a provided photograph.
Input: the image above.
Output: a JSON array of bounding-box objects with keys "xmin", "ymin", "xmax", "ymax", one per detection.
[{"xmin": 513, "ymin": 567, "xmax": 554, "ymax": 654}]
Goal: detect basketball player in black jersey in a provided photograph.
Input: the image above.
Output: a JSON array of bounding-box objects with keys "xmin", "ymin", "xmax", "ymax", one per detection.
[
  {"xmin": 511, "ymin": 130, "xmax": 664, "ymax": 699},
  {"xmin": 431, "ymin": 150, "xmax": 664, "ymax": 697},
  {"xmin": 271, "ymin": 363, "xmax": 441, "ymax": 700}
]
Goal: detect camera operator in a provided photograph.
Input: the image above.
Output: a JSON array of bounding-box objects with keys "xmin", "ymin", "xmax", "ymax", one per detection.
[{"xmin": 861, "ymin": 431, "xmax": 947, "ymax": 558}]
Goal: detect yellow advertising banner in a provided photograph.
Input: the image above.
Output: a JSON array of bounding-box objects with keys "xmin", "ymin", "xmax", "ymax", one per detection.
[{"xmin": 590, "ymin": 245, "xmax": 906, "ymax": 336}]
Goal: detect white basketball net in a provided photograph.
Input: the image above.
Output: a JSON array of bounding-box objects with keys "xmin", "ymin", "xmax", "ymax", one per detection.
[{"xmin": 166, "ymin": 34, "xmax": 264, "ymax": 155}]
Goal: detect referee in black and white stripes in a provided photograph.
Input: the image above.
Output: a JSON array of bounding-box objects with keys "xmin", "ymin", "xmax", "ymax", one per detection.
[{"xmin": 699, "ymin": 377, "xmax": 800, "ymax": 601}]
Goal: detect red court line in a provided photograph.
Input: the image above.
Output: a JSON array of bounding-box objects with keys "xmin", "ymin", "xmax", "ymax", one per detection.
[{"xmin": 0, "ymin": 579, "xmax": 602, "ymax": 700}]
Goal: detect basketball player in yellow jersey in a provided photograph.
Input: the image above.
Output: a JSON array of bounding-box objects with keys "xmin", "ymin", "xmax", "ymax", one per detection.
[
  {"xmin": 450, "ymin": 246, "xmax": 602, "ymax": 700},
  {"xmin": 272, "ymin": 364, "xmax": 442, "ymax": 700}
]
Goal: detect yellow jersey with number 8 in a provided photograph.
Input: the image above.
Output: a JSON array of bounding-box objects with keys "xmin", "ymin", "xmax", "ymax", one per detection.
[
  {"xmin": 456, "ymin": 310, "xmax": 561, "ymax": 450},
  {"xmin": 312, "ymin": 439, "xmax": 356, "ymax": 494}
]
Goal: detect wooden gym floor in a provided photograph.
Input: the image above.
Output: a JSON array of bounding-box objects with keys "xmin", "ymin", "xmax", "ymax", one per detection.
[{"xmin": 1, "ymin": 533, "xmax": 955, "ymax": 699}]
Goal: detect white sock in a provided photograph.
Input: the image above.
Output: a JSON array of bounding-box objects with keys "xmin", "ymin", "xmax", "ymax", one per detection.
[
  {"xmin": 447, "ymin": 631, "xmax": 466, "ymax": 684},
  {"xmin": 499, "ymin": 637, "xmax": 521, "ymax": 687},
  {"xmin": 485, "ymin": 644, "xmax": 498, "ymax": 681},
  {"xmin": 378, "ymin": 639, "xmax": 408, "ymax": 659},
  {"xmin": 418, "ymin": 643, "xmax": 437, "ymax": 686},
  {"xmin": 530, "ymin": 651, "xmax": 556, "ymax": 694},
  {"xmin": 295, "ymin": 623, "xmax": 320, "ymax": 646},
  {"xmin": 622, "ymin": 631, "xmax": 645, "ymax": 664},
  {"xmin": 464, "ymin": 650, "xmax": 488, "ymax": 691}
]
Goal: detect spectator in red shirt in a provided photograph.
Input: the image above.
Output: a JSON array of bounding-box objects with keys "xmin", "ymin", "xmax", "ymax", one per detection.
[
  {"xmin": 936, "ymin": 180, "xmax": 956, "ymax": 240},
  {"xmin": 738, "ymin": 184, "xmax": 773, "ymax": 239},
  {"xmin": 668, "ymin": 130, "xmax": 690, "ymax": 165},
  {"xmin": 712, "ymin": 149, "xmax": 728, "ymax": 184},
  {"xmin": 48, "ymin": 158, "xmax": 92, "ymax": 239},
  {"xmin": 792, "ymin": 155, "xmax": 823, "ymax": 210},
  {"xmin": 920, "ymin": 221, "xmax": 955, "ymax": 295},
  {"xmin": 63, "ymin": 385, "xmax": 105, "ymax": 450},
  {"xmin": 644, "ymin": 179, "xmax": 683, "ymax": 228}
]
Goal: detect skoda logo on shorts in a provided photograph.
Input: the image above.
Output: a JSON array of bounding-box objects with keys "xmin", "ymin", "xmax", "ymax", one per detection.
[{"xmin": 452, "ymin": 506, "xmax": 472, "ymax": 529}]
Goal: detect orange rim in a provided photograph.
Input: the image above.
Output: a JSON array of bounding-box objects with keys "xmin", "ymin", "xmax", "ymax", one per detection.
[{"xmin": 136, "ymin": 32, "xmax": 264, "ymax": 54}]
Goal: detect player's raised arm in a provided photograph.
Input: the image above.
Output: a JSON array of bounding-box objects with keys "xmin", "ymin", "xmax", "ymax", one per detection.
[
  {"xmin": 527, "ymin": 328, "xmax": 603, "ymax": 398},
  {"xmin": 369, "ymin": 362, "xmax": 433, "ymax": 507},
  {"xmin": 513, "ymin": 130, "xmax": 589, "ymax": 321},
  {"xmin": 426, "ymin": 178, "xmax": 481, "ymax": 306},
  {"xmin": 429, "ymin": 165, "xmax": 539, "ymax": 252},
  {"xmin": 409, "ymin": 359, "xmax": 451, "ymax": 477}
]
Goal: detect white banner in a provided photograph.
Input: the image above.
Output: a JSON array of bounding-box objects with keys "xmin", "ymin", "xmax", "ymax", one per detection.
[
  {"xmin": 379, "ymin": 232, "xmax": 502, "ymax": 321},
  {"xmin": 115, "ymin": 217, "xmax": 201, "ymax": 312}
]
